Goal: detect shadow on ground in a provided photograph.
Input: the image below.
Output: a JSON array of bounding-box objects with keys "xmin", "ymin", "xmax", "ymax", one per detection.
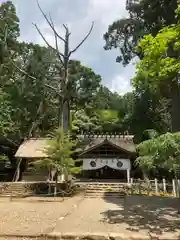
[{"xmin": 101, "ymin": 195, "xmax": 180, "ymax": 234}]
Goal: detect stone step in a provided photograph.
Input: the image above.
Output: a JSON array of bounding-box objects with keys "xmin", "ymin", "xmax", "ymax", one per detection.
[
  {"xmin": 86, "ymin": 188, "xmax": 125, "ymax": 192},
  {"xmin": 0, "ymin": 183, "xmax": 32, "ymax": 196},
  {"xmin": 85, "ymin": 194, "xmax": 125, "ymax": 196},
  {"xmin": 85, "ymin": 190, "xmax": 125, "ymax": 194},
  {"xmin": 86, "ymin": 187, "xmax": 125, "ymax": 190},
  {"xmin": 85, "ymin": 185, "xmax": 124, "ymax": 187},
  {"xmin": 84, "ymin": 194, "xmax": 125, "ymax": 198},
  {"xmin": 2, "ymin": 188, "xmax": 27, "ymax": 193},
  {"xmin": 84, "ymin": 196, "xmax": 124, "ymax": 198},
  {"xmin": 86, "ymin": 185, "xmax": 124, "ymax": 188},
  {"xmin": 5, "ymin": 187, "xmax": 26, "ymax": 189},
  {"xmin": 86, "ymin": 184, "xmax": 124, "ymax": 187},
  {"xmin": 0, "ymin": 193, "xmax": 32, "ymax": 197},
  {"xmin": 86, "ymin": 187, "xmax": 124, "ymax": 190},
  {"xmin": 85, "ymin": 191, "xmax": 125, "ymax": 194},
  {"xmin": 85, "ymin": 192, "xmax": 125, "ymax": 195},
  {"xmin": 1, "ymin": 190, "xmax": 33, "ymax": 195},
  {"xmin": 86, "ymin": 187, "xmax": 123, "ymax": 191},
  {"xmin": 85, "ymin": 192, "xmax": 125, "ymax": 196}
]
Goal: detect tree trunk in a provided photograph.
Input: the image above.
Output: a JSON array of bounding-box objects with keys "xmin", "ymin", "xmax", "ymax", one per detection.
[
  {"xmin": 54, "ymin": 171, "xmax": 57, "ymax": 197},
  {"xmin": 143, "ymin": 170, "xmax": 149, "ymax": 181},
  {"xmin": 170, "ymin": 78, "xmax": 180, "ymax": 132},
  {"xmin": 13, "ymin": 158, "xmax": 22, "ymax": 182},
  {"xmin": 61, "ymin": 101, "xmax": 70, "ymax": 132},
  {"xmin": 48, "ymin": 167, "xmax": 51, "ymax": 194}
]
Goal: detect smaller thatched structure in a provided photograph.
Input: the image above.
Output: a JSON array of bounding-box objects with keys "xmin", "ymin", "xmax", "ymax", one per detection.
[{"xmin": 15, "ymin": 138, "xmax": 49, "ymax": 159}]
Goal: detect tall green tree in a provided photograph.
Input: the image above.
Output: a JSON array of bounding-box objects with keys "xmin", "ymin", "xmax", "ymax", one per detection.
[
  {"xmin": 67, "ymin": 60, "xmax": 101, "ymax": 110},
  {"xmin": 35, "ymin": 128, "xmax": 80, "ymax": 195},
  {"xmin": 136, "ymin": 132, "xmax": 180, "ymax": 178},
  {"xmin": 133, "ymin": 3, "xmax": 180, "ymax": 131},
  {"xmin": 114, "ymin": 90, "xmax": 169, "ymax": 142},
  {"xmin": 104, "ymin": 0, "xmax": 178, "ymax": 65},
  {"xmin": 0, "ymin": 0, "xmax": 21, "ymax": 162},
  {"xmin": 104, "ymin": 0, "xmax": 179, "ymax": 132}
]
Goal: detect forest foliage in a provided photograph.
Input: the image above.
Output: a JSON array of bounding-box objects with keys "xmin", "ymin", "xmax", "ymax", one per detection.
[
  {"xmin": 0, "ymin": 0, "xmax": 179, "ymax": 176},
  {"xmin": 104, "ymin": 0, "xmax": 180, "ymax": 174}
]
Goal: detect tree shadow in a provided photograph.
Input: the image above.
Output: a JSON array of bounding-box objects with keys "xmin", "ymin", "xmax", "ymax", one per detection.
[{"xmin": 101, "ymin": 195, "xmax": 180, "ymax": 234}]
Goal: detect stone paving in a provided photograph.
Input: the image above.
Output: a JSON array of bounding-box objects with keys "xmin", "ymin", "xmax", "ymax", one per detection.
[{"xmin": 0, "ymin": 195, "xmax": 180, "ymax": 239}]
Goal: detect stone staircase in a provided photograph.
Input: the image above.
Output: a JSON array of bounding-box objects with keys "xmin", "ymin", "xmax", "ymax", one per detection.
[
  {"xmin": 84, "ymin": 183, "xmax": 126, "ymax": 198},
  {"xmin": 0, "ymin": 183, "xmax": 33, "ymax": 197}
]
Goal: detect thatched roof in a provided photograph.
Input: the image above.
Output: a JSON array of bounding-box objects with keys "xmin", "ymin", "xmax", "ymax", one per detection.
[
  {"xmin": 15, "ymin": 134, "xmax": 136, "ymax": 159},
  {"xmin": 15, "ymin": 138, "xmax": 49, "ymax": 158},
  {"xmin": 77, "ymin": 134, "xmax": 136, "ymax": 155}
]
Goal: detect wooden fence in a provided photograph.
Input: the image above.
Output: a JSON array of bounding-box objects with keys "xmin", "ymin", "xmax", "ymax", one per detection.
[{"xmin": 126, "ymin": 178, "xmax": 180, "ymax": 197}]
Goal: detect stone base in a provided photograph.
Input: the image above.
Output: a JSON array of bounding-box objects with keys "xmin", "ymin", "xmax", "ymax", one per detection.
[{"xmin": 1, "ymin": 232, "xmax": 179, "ymax": 240}]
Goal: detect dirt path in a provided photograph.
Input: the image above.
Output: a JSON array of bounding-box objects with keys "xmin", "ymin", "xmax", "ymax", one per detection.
[
  {"xmin": 0, "ymin": 196, "xmax": 83, "ymax": 236},
  {"xmin": 52, "ymin": 196, "xmax": 180, "ymax": 237},
  {"xmin": 0, "ymin": 195, "xmax": 180, "ymax": 239}
]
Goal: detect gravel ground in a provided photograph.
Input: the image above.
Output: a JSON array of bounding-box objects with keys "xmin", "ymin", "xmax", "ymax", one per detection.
[
  {"xmin": 53, "ymin": 197, "xmax": 135, "ymax": 234},
  {"xmin": 0, "ymin": 196, "xmax": 83, "ymax": 236},
  {"xmin": 53, "ymin": 196, "xmax": 180, "ymax": 236},
  {"xmin": 0, "ymin": 195, "xmax": 180, "ymax": 239}
]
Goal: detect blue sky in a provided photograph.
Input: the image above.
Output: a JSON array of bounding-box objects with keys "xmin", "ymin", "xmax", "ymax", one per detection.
[{"xmin": 3, "ymin": 0, "xmax": 135, "ymax": 94}]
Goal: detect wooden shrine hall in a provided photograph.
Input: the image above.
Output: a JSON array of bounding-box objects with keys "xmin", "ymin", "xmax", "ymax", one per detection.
[
  {"xmin": 14, "ymin": 133, "xmax": 137, "ymax": 182},
  {"xmin": 77, "ymin": 133, "xmax": 137, "ymax": 182}
]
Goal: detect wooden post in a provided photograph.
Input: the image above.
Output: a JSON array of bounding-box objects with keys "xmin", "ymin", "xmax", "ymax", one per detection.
[
  {"xmin": 138, "ymin": 179, "xmax": 141, "ymax": 195},
  {"xmin": 178, "ymin": 179, "xmax": 180, "ymax": 198},
  {"xmin": 130, "ymin": 178, "xmax": 133, "ymax": 194},
  {"xmin": 13, "ymin": 158, "xmax": 22, "ymax": 182},
  {"xmin": 172, "ymin": 179, "xmax": 176, "ymax": 197},
  {"xmin": 163, "ymin": 178, "xmax": 166, "ymax": 193},
  {"xmin": 155, "ymin": 178, "xmax": 158, "ymax": 195},
  {"xmin": 61, "ymin": 174, "xmax": 65, "ymax": 182},
  {"xmin": 127, "ymin": 169, "xmax": 130, "ymax": 184},
  {"xmin": 147, "ymin": 180, "xmax": 150, "ymax": 196}
]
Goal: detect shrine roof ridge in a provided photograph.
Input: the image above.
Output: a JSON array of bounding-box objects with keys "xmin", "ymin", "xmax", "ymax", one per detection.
[{"xmin": 77, "ymin": 132, "xmax": 134, "ymax": 140}]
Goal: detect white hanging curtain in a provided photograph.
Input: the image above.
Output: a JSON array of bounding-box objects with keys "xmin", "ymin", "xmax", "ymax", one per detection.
[
  {"xmin": 83, "ymin": 159, "xmax": 106, "ymax": 170},
  {"xmin": 82, "ymin": 158, "xmax": 131, "ymax": 170}
]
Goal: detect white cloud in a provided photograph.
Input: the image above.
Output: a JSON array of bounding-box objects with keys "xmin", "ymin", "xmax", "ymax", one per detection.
[
  {"xmin": 110, "ymin": 75, "xmax": 132, "ymax": 95},
  {"xmin": 89, "ymin": 0, "xmax": 128, "ymax": 28},
  {"xmin": 110, "ymin": 62, "xmax": 135, "ymax": 95}
]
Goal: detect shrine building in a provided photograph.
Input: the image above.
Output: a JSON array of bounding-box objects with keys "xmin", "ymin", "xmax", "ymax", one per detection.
[
  {"xmin": 15, "ymin": 133, "xmax": 137, "ymax": 182},
  {"xmin": 77, "ymin": 133, "xmax": 136, "ymax": 182}
]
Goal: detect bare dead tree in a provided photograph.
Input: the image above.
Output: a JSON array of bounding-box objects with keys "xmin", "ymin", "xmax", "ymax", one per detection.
[
  {"xmin": 33, "ymin": 0, "xmax": 94, "ymax": 131},
  {"xmin": 10, "ymin": 0, "xmax": 94, "ymax": 135}
]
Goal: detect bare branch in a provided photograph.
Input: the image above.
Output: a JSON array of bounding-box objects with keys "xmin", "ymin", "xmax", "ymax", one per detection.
[
  {"xmin": 63, "ymin": 24, "xmax": 70, "ymax": 34},
  {"xmin": 69, "ymin": 21, "xmax": 94, "ymax": 56},
  {"xmin": 4, "ymin": 24, "xmax": 8, "ymax": 45},
  {"xmin": 44, "ymin": 83, "xmax": 59, "ymax": 93},
  {"xmin": 28, "ymin": 100, "xmax": 44, "ymax": 137},
  {"xmin": 33, "ymin": 23, "xmax": 55, "ymax": 50},
  {"xmin": 49, "ymin": 14, "xmax": 64, "ymax": 67},
  {"xmin": 36, "ymin": 0, "xmax": 66, "ymax": 43},
  {"xmin": 63, "ymin": 24, "xmax": 68, "ymax": 31},
  {"xmin": 63, "ymin": 24, "xmax": 71, "ymax": 37},
  {"xmin": 12, "ymin": 61, "xmax": 37, "ymax": 80},
  {"xmin": 11, "ymin": 61, "xmax": 60, "ymax": 94},
  {"xmin": 33, "ymin": 23, "xmax": 65, "ymax": 59}
]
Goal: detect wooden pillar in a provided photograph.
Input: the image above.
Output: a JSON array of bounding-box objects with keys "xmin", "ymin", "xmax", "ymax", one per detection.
[
  {"xmin": 100, "ymin": 168, "xmax": 103, "ymax": 176},
  {"xmin": 127, "ymin": 169, "xmax": 130, "ymax": 183}
]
